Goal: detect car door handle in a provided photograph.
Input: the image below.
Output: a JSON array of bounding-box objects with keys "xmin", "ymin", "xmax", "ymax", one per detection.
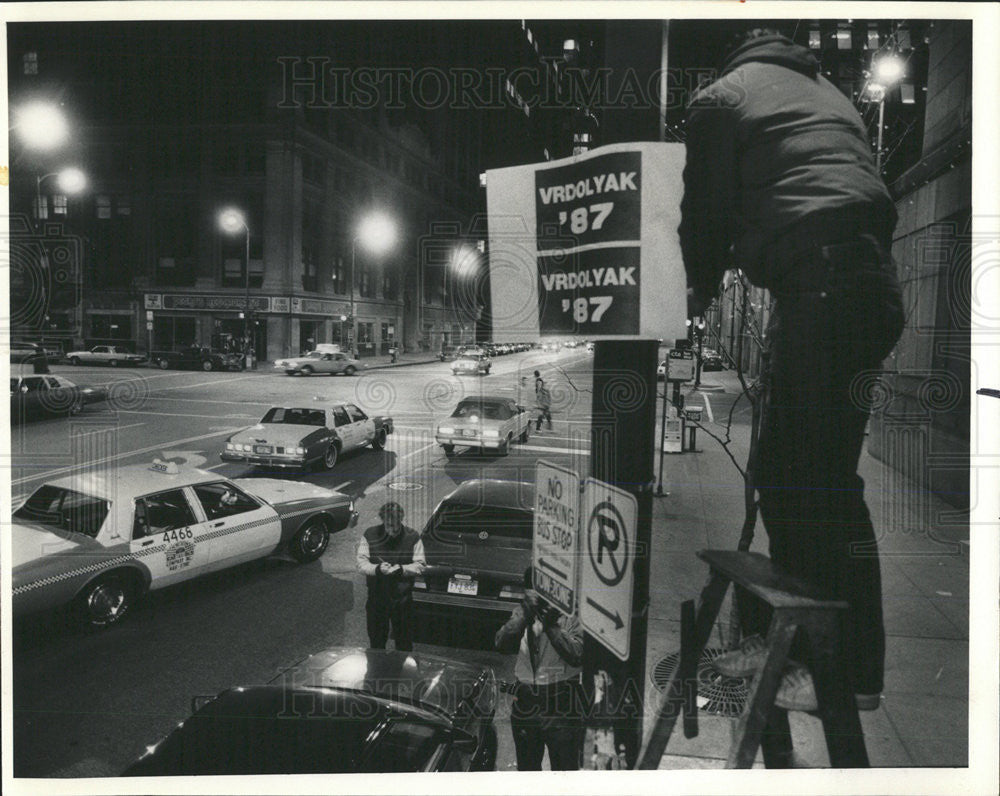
[
  {"xmin": 211, "ymin": 521, "xmax": 226, "ymax": 528},
  {"xmin": 140, "ymin": 539, "xmax": 154, "ymax": 547}
]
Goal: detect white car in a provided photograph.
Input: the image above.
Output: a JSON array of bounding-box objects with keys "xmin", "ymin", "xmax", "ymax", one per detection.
[
  {"xmin": 274, "ymin": 351, "xmax": 361, "ymax": 376},
  {"xmin": 12, "ymin": 460, "xmax": 358, "ymax": 629},
  {"xmin": 222, "ymin": 402, "xmax": 393, "ymax": 470},
  {"xmin": 66, "ymin": 345, "xmax": 145, "ymax": 367},
  {"xmin": 436, "ymin": 395, "xmax": 532, "ymax": 457}
]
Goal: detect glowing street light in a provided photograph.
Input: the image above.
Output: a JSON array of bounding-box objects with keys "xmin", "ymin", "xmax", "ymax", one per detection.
[
  {"xmin": 349, "ymin": 211, "xmax": 398, "ymax": 355},
  {"xmin": 35, "ymin": 167, "xmax": 87, "ymax": 222},
  {"xmin": 869, "ymin": 54, "xmax": 905, "ymax": 172},
  {"xmin": 14, "ymin": 102, "xmax": 70, "ymax": 150},
  {"xmin": 217, "ymin": 207, "xmax": 252, "ymax": 351}
]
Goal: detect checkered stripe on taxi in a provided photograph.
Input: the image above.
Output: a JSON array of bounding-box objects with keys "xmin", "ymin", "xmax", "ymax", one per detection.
[
  {"xmin": 13, "ymin": 543, "xmax": 165, "ymax": 596},
  {"xmin": 196, "ymin": 514, "xmax": 277, "ymax": 544}
]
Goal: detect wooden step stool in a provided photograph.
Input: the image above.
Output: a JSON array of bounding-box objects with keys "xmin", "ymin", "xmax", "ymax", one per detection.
[{"xmin": 637, "ymin": 549, "xmax": 870, "ymax": 769}]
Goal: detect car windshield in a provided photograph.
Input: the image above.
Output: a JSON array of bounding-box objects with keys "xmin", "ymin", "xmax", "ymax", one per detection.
[
  {"xmin": 451, "ymin": 401, "xmax": 507, "ymax": 421},
  {"xmin": 430, "ymin": 504, "xmax": 534, "ymax": 540},
  {"xmin": 303, "ymin": 352, "xmax": 324, "ymax": 359},
  {"xmin": 13, "ymin": 484, "xmax": 111, "ymax": 539},
  {"xmin": 260, "ymin": 407, "xmax": 326, "ymax": 426}
]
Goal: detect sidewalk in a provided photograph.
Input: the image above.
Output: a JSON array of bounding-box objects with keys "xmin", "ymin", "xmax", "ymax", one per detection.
[
  {"xmin": 643, "ymin": 369, "xmax": 969, "ymax": 768},
  {"xmin": 236, "ymin": 351, "xmax": 442, "ymax": 374}
]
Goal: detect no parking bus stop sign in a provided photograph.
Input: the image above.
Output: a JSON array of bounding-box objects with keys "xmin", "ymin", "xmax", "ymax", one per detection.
[{"xmin": 579, "ymin": 477, "xmax": 637, "ymax": 661}]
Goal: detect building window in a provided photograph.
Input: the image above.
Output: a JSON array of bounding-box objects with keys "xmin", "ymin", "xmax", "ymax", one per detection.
[
  {"xmin": 357, "ymin": 322, "xmax": 374, "ymax": 344},
  {"xmin": 809, "ymin": 29, "xmax": 821, "ymax": 49},
  {"xmin": 359, "ymin": 264, "xmax": 374, "ymax": 298},
  {"xmin": 89, "ymin": 314, "xmax": 132, "ymax": 340},
  {"xmin": 382, "ymin": 271, "xmax": 396, "ymax": 300},
  {"xmin": 97, "ymin": 195, "xmax": 112, "ymax": 219},
  {"xmin": 24, "ymin": 51, "xmax": 38, "ymax": 74},
  {"xmin": 867, "ymin": 25, "xmax": 879, "ymax": 49},
  {"xmin": 52, "ymin": 195, "xmax": 68, "ymax": 215},
  {"xmin": 332, "ymin": 253, "xmax": 346, "ymax": 294},
  {"xmin": 836, "ymin": 26, "xmax": 852, "ymax": 50},
  {"xmin": 35, "ymin": 195, "xmax": 48, "ymax": 220},
  {"xmin": 117, "ymin": 194, "xmax": 132, "ymax": 216},
  {"xmin": 901, "ymin": 83, "xmax": 916, "ymax": 104}
]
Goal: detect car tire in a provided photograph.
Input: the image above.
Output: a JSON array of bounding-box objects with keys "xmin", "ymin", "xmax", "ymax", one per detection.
[
  {"xmin": 323, "ymin": 443, "xmax": 340, "ymax": 470},
  {"xmin": 442, "ymin": 444, "xmax": 455, "ymax": 457},
  {"xmin": 109, "ymin": 360, "xmax": 118, "ymax": 367},
  {"xmin": 288, "ymin": 517, "xmax": 330, "ymax": 563},
  {"xmin": 70, "ymin": 356, "xmax": 81, "ymax": 366},
  {"xmin": 76, "ymin": 572, "xmax": 138, "ymax": 629},
  {"xmin": 202, "ymin": 360, "xmax": 214, "ymax": 372},
  {"xmin": 158, "ymin": 358, "xmax": 170, "ymax": 369},
  {"xmin": 345, "ymin": 365, "xmax": 357, "ymax": 376},
  {"xmin": 372, "ymin": 427, "xmax": 387, "ymax": 450},
  {"xmin": 519, "ymin": 424, "xmax": 530, "ymax": 443},
  {"xmin": 68, "ymin": 399, "xmax": 83, "ymax": 416},
  {"xmin": 300, "ymin": 365, "xmax": 314, "ymax": 376}
]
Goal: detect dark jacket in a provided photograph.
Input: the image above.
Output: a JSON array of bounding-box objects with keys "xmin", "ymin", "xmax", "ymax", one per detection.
[
  {"xmin": 679, "ymin": 34, "xmax": 896, "ymax": 305},
  {"xmin": 357, "ymin": 524, "xmax": 423, "ymax": 600}
]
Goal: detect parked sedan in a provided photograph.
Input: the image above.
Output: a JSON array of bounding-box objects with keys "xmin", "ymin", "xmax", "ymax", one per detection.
[
  {"xmin": 65, "ymin": 345, "xmax": 145, "ymax": 367},
  {"xmin": 701, "ymin": 348, "xmax": 725, "ymax": 371},
  {"xmin": 222, "ymin": 402, "xmax": 393, "ymax": 470},
  {"xmin": 12, "ymin": 460, "xmax": 357, "ymax": 629},
  {"xmin": 413, "ymin": 479, "xmax": 533, "ymax": 635},
  {"xmin": 123, "ymin": 647, "xmax": 498, "ymax": 775},
  {"xmin": 274, "ymin": 350, "xmax": 361, "ymax": 376},
  {"xmin": 451, "ymin": 354, "xmax": 491, "ymax": 376},
  {"xmin": 10, "ymin": 371, "xmax": 107, "ymax": 421},
  {"xmin": 436, "ymin": 396, "xmax": 531, "ymax": 456},
  {"xmin": 153, "ymin": 345, "xmax": 242, "ymax": 372}
]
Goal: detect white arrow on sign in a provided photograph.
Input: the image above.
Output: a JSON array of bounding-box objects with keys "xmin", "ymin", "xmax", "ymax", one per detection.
[{"xmin": 579, "ymin": 477, "xmax": 637, "ymax": 661}]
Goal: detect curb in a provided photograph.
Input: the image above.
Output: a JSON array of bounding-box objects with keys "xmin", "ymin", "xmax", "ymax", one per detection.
[{"xmin": 364, "ymin": 358, "xmax": 442, "ymax": 371}]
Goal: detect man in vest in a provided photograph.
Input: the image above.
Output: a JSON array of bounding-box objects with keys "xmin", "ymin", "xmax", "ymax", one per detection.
[
  {"xmin": 356, "ymin": 501, "xmax": 425, "ymax": 651},
  {"xmin": 495, "ymin": 566, "xmax": 584, "ymax": 770}
]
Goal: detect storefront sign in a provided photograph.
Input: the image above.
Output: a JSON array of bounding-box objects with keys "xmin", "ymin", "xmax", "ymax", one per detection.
[
  {"xmin": 162, "ymin": 294, "xmax": 270, "ymax": 312},
  {"xmin": 271, "ymin": 297, "xmax": 290, "ymax": 313},
  {"xmin": 144, "ymin": 294, "xmax": 162, "ymax": 310}
]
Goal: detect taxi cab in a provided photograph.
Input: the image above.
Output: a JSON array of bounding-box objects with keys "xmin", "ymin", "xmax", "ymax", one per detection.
[
  {"xmin": 11, "ymin": 460, "xmax": 357, "ymax": 629},
  {"xmin": 435, "ymin": 396, "xmax": 531, "ymax": 456}
]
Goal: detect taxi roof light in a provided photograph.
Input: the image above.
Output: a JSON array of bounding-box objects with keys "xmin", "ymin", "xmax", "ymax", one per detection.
[{"xmin": 150, "ymin": 458, "xmax": 180, "ymax": 474}]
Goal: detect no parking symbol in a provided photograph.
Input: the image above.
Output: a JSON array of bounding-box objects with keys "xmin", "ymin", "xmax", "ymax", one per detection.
[{"xmin": 580, "ymin": 479, "xmax": 636, "ymax": 661}]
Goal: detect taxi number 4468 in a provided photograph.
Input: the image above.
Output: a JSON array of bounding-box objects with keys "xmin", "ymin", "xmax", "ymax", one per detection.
[{"xmin": 162, "ymin": 528, "xmax": 194, "ymax": 543}]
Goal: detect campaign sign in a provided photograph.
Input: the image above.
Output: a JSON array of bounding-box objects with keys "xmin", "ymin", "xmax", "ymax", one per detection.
[{"xmin": 486, "ymin": 142, "xmax": 687, "ymax": 343}]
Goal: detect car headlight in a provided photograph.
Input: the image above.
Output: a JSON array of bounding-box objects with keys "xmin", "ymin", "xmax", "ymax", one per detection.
[
  {"xmin": 438, "ymin": 426, "xmax": 455, "ymax": 435},
  {"xmin": 294, "ymin": 447, "xmax": 306, "ymax": 455},
  {"xmin": 226, "ymin": 442, "xmax": 234, "ymax": 450},
  {"xmin": 483, "ymin": 428, "xmax": 499, "ymax": 438},
  {"xmin": 276, "ymin": 360, "xmax": 286, "ymax": 367},
  {"xmin": 241, "ymin": 443, "xmax": 252, "ymax": 452}
]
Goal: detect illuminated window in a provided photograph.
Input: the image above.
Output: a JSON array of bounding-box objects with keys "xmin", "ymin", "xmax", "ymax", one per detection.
[
  {"xmin": 867, "ymin": 25, "xmax": 879, "ymax": 49},
  {"xmin": 23, "ymin": 52, "xmax": 38, "ymax": 74},
  {"xmin": 117, "ymin": 195, "xmax": 132, "ymax": 216},
  {"xmin": 53, "ymin": 194, "xmax": 68, "ymax": 215},
  {"xmin": 809, "ymin": 29, "xmax": 821, "ymax": 49},
  {"xmin": 900, "ymin": 84, "xmax": 916, "ymax": 104},
  {"xmin": 836, "ymin": 27, "xmax": 852, "ymax": 50},
  {"xmin": 97, "ymin": 195, "xmax": 111, "ymax": 219}
]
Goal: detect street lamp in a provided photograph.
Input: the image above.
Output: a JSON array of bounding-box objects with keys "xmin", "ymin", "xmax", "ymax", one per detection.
[
  {"xmin": 218, "ymin": 207, "xmax": 252, "ymax": 356},
  {"xmin": 868, "ymin": 53, "xmax": 905, "ymax": 172},
  {"xmin": 14, "ymin": 101, "xmax": 70, "ymax": 150},
  {"xmin": 35, "ymin": 167, "xmax": 87, "ymax": 222},
  {"xmin": 350, "ymin": 212, "xmax": 397, "ymax": 357}
]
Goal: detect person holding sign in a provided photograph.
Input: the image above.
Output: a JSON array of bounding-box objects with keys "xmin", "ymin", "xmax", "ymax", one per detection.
[
  {"xmin": 495, "ymin": 566, "xmax": 584, "ymax": 770},
  {"xmin": 679, "ymin": 28, "xmax": 904, "ymax": 712}
]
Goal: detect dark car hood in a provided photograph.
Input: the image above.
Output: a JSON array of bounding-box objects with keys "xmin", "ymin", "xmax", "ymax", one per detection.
[{"xmin": 274, "ymin": 647, "xmax": 493, "ymax": 719}]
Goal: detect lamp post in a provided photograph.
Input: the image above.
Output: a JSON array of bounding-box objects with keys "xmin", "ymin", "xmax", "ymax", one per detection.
[
  {"xmin": 869, "ymin": 54, "xmax": 905, "ymax": 172},
  {"xmin": 218, "ymin": 208, "xmax": 252, "ymax": 358},
  {"xmin": 351, "ymin": 212, "xmax": 397, "ymax": 359},
  {"xmin": 35, "ymin": 167, "xmax": 87, "ymax": 224}
]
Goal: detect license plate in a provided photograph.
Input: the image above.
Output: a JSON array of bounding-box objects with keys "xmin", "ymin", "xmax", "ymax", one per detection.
[
  {"xmin": 447, "ymin": 576, "xmax": 478, "ymax": 596},
  {"xmin": 253, "ymin": 445, "xmax": 273, "ymax": 454},
  {"xmin": 462, "ymin": 429, "xmax": 477, "ymax": 437}
]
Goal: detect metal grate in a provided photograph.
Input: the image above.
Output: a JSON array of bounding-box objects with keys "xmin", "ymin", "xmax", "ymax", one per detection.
[{"xmin": 650, "ymin": 647, "xmax": 751, "ymax": 718}]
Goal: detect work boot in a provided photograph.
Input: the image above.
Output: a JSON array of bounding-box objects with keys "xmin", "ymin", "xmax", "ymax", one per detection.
[{"xmin": 712, "ymin": 635, "xmax": 768, "ymax": 679}]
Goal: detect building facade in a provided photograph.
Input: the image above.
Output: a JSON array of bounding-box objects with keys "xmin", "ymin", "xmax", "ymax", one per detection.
[{"xmin": 9, "ymin": 22, "xmax": 494, "ymax": 360}]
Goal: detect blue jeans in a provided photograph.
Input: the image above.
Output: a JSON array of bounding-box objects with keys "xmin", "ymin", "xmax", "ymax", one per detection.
[{"xmin": 751, "ymin": 234, "xmax": 904, "ymax": 695}]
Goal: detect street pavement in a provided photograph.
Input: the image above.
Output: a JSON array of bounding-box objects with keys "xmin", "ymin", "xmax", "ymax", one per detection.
[{"xmin": 8, "ymin": 351, "xmax": 970, "ymax": 775}]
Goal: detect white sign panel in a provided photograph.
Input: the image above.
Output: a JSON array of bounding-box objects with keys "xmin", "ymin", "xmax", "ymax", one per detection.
[
  {"xmin": 579, "ymin": 477, "xmax": 637, "ymax": 661},
  {"xmin": 485, "ymin": 142, "xmax": 687, "ymax": 343},
  {"xmin": 667, "ymin": 348, "xmax": 695, "ymax": 381},
  {"xmin": 533, "ymin": 461, "xmax": 580, "ymax": 615}
]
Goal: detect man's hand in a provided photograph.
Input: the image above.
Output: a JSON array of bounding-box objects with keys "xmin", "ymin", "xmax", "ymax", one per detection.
[
  {"xmin": 521, "ymin": 589, "xmax": 542, "ymax": 620},
  {"xmin": 378, "ymin": 562, "xmax": 395, "ymax": 575},
  {"xmin": 541, "ymin": 605, "xmax": 561, "ymax": 627}
]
